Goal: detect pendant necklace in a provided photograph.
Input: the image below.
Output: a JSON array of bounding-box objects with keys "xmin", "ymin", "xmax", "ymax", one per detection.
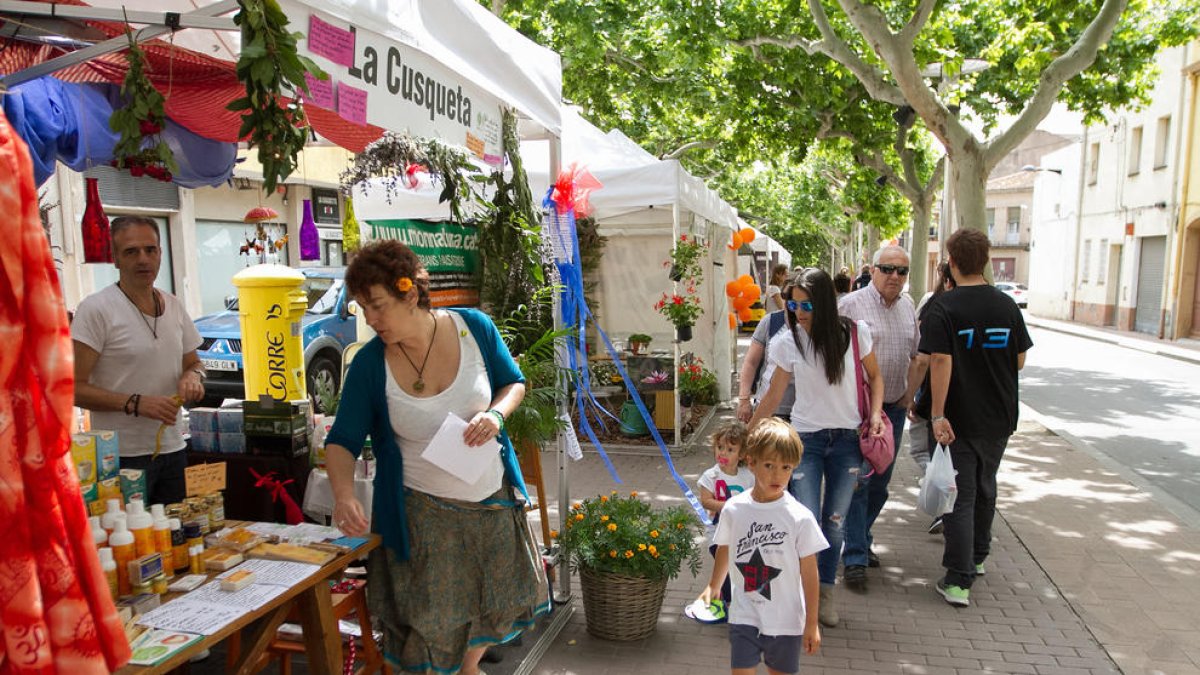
[
  {"xmin": 117, "ymin": 281, "xmax": 160, "ymax": 339},
  {"xmin": 396, "ymin": 312, "xmax": 438, "ymax": 392}
]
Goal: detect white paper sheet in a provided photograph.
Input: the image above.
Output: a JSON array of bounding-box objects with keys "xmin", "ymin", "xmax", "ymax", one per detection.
[
  {"xmin": 185, "ymin": 580, "xmax": 290, "ymax": 610},
  {"xmin": 137, "ymin": 599, "xmax": 246, "ymax": 635},
  {"xmin": 420, "ymin": 412, "xmax": 500, "ymax": 484},
  {"xmin": 215, "ymin": 559, "xmax": 321, "ymax": 586}
]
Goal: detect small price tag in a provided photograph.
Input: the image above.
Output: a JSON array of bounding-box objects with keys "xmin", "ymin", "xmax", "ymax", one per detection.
[{"xmin": 185, "ymin": 462, "xmax": 226, "ymax": 497}]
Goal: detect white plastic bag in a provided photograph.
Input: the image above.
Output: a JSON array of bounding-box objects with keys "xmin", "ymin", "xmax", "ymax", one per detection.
[{"xmin": 918, "ymin": 443, "xmax": 957, "ymax": 517}]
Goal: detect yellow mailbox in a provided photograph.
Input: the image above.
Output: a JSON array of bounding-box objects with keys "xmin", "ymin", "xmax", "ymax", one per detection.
[{"xmin": 232, "ymin": 264, "xmax": 307, "ymax": 403}]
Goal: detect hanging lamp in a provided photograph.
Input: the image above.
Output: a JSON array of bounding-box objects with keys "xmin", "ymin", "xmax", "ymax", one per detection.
[
  {"xmin": 81, "ymin": 177, "xmax": 112, "ymax": 263},
  {"xmin": 243, "ymin": 206, "xmax": 279, "ymax": 223},
  {"xmin": 299, "ymin": 199, "xmax": 320, "ymax": 261}
]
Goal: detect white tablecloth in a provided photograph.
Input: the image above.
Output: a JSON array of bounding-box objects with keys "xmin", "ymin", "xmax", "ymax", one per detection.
[{"xmin": 302, "ymin": 464, "xmax": 374, "ymax": 524}]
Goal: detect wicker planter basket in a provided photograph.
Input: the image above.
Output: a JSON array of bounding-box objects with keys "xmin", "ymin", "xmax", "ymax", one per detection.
[{"xmin": 578, "ymin": 566, "xmax": 668, "ymax": 641}]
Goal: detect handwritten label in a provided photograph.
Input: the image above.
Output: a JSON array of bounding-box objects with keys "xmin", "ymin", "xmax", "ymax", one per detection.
[
  {"xmin": 307, "ymin": 14, "xmax": 354, "ymax": 67},
  {"xmin": 337, "ymin": 83, "xmax": 368, "ymax": 125},
  {"xmin": 303, "ymin": 73, "xmax": 335, "ymax": 110},
  {"xmin": 185, "ymin": 462, "xmax": 226, "ymax": 497}
]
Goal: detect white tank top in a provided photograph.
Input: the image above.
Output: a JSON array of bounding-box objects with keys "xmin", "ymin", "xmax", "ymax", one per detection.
[{"xmin": 386, "ymin": 312, "xmax": 503, "ymax": 501}]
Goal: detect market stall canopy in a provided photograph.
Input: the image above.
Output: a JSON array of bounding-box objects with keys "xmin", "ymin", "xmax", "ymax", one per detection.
[
  {"xmin": 1, "ymin": 0, "xmax": 562, "ymax": 159},
  {"xmin": 739, "ymin": 220, "xmax": 793, "ymax": 269},
  {"xmin": 523, "ymin": 108, "xmax": 739, "ymax": 232}
]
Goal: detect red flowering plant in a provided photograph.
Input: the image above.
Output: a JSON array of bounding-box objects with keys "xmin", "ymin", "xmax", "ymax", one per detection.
[
  {"xmin": 677, "ymin": 357, "xmax": 718, "ymax": 405},
  {"xmin": 654, "ymin": 290, "xmax": 703, "ymax": 329},
  {"xmin": 664, "ymin": 233, "xmax": 707, "ymax": 283}
]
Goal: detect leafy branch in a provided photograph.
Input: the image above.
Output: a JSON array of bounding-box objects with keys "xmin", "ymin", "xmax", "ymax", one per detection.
[
  {"xmin": 109, "ymin": 27, "xmax": 177, "ymax": 181},
  {"xmin": 228, "ymin": 0, "xmax": 326, "ymax": 194}
]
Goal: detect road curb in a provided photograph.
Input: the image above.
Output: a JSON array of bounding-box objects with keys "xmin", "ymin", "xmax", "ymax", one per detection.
[{"xmin": 1026, "ymin": 315, "xmax": 1200, "ymax": 365}]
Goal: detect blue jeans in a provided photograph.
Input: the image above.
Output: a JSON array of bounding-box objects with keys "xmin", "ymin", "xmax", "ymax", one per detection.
[
  {"xmin": 843, "ymin": 403, "xmax": 908, "ymax": 568},
  {"xmin": 789, "ymin": 428, "xmax": 863, "ymax": 586}
]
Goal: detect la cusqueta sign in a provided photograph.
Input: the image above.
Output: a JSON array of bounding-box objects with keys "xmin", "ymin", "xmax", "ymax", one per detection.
[{"xmin": 278, "ymin": 0, "xmax": 504, "ymax": 166}]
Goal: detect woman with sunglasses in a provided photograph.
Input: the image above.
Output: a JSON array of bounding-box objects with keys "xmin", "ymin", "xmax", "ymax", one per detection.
[{"xmin": 750, "ymin": 267, "xmax": 885, "ymax": 628}]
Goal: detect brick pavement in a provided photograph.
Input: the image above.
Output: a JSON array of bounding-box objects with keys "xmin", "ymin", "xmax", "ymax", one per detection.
[{"xmin": 525, "ymin": 407, "xmax": 1200, "ymax": 675}]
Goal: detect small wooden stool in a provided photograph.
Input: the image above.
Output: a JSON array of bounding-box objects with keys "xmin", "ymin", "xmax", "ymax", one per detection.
[{"xmin": 230, "ymin": 579, "xmax": 389, "ymax": 675}]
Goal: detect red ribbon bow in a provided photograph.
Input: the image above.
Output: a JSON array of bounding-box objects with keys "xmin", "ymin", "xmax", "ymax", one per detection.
[
  {"xmin": 552, "ymin": 163, "xmax": 603, "ymax": 218},
  {"xmin": 249, "ymin": 468, "xmax": 305, "ymax": 524}
]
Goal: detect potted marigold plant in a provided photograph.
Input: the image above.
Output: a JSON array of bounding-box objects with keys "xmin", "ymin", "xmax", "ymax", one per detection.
[{"xmin": 559, "ymin": 491, "xmax": 702, "ymax": 641}]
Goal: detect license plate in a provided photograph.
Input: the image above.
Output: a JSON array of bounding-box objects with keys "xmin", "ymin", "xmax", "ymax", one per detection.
[{"xmin": 202, "ymin": 358, "xmax": 238, "ymax": 372}]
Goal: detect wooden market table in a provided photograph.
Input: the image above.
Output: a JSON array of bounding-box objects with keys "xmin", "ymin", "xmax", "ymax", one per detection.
[{"xmin": 115, "ymin": 523, "xmax": 380, "ymax": 675}]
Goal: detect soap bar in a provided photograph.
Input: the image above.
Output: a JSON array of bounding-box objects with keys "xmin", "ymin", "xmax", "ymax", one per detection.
[
  {"xmin": 202, "ymin": 549, "xmax": 244, "ymax": 571},
  {"xmin": 220, "ymin": 570, "xmax": 256, "ymax": 591},
  {"xmin": 167, "ymin": 574, "xmax": 208, "ymax": 593}
]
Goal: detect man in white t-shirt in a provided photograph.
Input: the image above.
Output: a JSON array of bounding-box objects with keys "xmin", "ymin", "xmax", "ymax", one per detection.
[{"xmin": 73, "ymin": 216, "xmax": 205, "ymax": 505}]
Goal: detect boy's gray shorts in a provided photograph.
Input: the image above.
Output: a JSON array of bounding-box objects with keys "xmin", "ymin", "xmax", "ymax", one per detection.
[{"xmin": 729, "ymin": 623, "xmax": 802, "ymax": 673}]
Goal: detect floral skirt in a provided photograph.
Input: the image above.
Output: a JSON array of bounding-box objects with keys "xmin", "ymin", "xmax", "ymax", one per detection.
[{"xmin": 367, "ymin": 487, "xmax": 549, "ymax": 674}]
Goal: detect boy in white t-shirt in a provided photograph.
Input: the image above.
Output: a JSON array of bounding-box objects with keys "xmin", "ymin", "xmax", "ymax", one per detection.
[{"xmin": 699, "ymin": 418, "xmax": 828, "ymax": 675}]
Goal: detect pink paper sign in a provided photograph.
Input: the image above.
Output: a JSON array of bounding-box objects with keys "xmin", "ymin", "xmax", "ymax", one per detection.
[
  {"xmin": 308, "ymin": 14, "xmax": 355, "ymax": 67},
  {"xmin": 337, "ymin": 83, "xmax": 368, "ymax": 125},
  {"xmin": 303, "ymin": 73, "xmax": 335, "ymax": 110}
]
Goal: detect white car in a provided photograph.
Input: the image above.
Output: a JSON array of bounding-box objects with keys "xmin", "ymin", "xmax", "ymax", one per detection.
[{"xmin": 995, "ymin": 282, "xmax": 1028, "ymax": 308}]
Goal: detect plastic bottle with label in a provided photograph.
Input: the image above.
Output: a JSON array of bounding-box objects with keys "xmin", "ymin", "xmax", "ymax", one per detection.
[
  {"xmin": 108, "ymin": 520, "xmax": 135, "ymax": 596},
  {"xmin": 169, "ymin": 518, "xmax": 188, "ymax": 574},
  {"xmin": 150, "ymin": 505, "xmax": 173, "ymax": 579},
  {"xmin": 98, "ymin": 547, "xmax": 118, "ymax": 600},
  {"xmin": 126, "ymin": 499, "xmax": 155, "ymax": 557},
  {"xmin": 100, "ymin": 499, "xmax": 123, "ymax": 535},
  {"xmin": 89, "ymin": 515, "xmax": 107, "ymax": 549}
]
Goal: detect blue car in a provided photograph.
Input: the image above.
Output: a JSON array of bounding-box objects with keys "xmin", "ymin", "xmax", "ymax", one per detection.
[{"xmin": 194, "ymin": 267, "xmax": 356, "ymax": 412}]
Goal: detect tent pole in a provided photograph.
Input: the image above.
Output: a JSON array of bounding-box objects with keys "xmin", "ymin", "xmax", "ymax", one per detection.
[
  {"xmin": 549, "ymin": 135, "xmax": 571, "ymax": 603},
  {"xmin": 672, "ymin": 201, "xmax": 681, "ymax": 448}
]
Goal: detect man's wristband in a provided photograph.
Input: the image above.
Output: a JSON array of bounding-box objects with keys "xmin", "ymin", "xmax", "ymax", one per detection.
[
  {"xmin": 486, "ymin": 408, "xmax": 505, "ymax": 430},
  {"xmin": 931, "ymin": 416, "xmax": 946, "ymax": 423},
  {"xmin": 189, "ymin": 366, "xmax": 207, "ymax": 381},
  {"xmin": 737, "ymin": 395, "xmax": 750, "ymax": 402}
]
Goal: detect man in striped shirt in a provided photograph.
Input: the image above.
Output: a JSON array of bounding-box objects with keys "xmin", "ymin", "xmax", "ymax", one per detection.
[{"xmin": 838, "ymin": 245, "xmax": 920, "ymax": 592}]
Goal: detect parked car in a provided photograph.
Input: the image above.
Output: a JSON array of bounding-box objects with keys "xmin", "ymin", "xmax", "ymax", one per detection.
[
  {"xmin": 995, "ymin": 282, "xmax": 1028, "ymax": 308},
  {"xmin": 194, "ymin": 267, "xmax": 356, "ymax": 412}
]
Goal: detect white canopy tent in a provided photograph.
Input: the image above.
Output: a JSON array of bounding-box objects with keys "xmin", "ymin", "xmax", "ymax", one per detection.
[
  {"xmin": 523, "ymin": 109, "xmax": 742, "ymax": 444},
  {"xmin": 738, "ymin": 221, "xmax": 793, "ymax": 287}
]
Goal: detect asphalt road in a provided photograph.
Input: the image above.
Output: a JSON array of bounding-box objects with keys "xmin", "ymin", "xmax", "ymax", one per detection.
[{"xmin": 1020, "ymin": 325, "xmax": 1200, "ymax": 521}]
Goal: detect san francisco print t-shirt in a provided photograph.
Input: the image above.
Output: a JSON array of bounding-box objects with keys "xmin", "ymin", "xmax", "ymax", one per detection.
[{"xmin": 712, "ymin": 490, "xmax": 828, "ymax": 635}]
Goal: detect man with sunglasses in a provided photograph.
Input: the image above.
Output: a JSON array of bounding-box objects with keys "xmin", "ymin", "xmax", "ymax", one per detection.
[{"xmin": 838, "ymin": 245, "xmax": 920, "ymax": 592}]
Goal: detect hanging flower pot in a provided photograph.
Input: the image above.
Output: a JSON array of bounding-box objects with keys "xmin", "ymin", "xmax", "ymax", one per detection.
[
  {"xmin": 668, "ymin": 264, "xmax": 683, "ymax": 282},
  {"xmin": 676, "ymin": 324, "xmax": 693, "ymax": 342},
  {"xmin": 679, "ymin": 392, "xmax": 695, "ymax": 408},
  {"xmin": 81, "ymin": 177, "xmax": 112, "ymax": 263}
]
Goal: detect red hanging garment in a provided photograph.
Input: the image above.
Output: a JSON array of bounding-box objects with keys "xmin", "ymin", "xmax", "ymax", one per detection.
[{"xmin": 0, "ymin": 110, "xmax": 130, "ymax": 672}]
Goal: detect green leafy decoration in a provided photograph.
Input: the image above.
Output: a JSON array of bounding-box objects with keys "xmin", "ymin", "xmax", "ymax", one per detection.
[
  {"xmin": 229, "ymin": 0, "xmax": 327, "ymax": 195},
  {"xmin": 109, "ymin": 28, "xmax": 177, "ymax": 181}
]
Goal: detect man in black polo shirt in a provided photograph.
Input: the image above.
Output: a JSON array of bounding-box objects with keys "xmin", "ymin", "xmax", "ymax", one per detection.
[{"xmin": 920, "ymin": 229, "xmax": 1032, "ymax": 608}]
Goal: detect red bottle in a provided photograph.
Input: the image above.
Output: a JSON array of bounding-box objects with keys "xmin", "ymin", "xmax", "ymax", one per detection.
[{"xmin": 81, "ymin": 177, "xmax": 112, "ymax": 263}]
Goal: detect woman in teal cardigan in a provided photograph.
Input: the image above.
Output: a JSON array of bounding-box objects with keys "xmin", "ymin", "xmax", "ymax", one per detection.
[{"xmin": 325, "ymin": 241, "xmax": 547, "ymax": 675}]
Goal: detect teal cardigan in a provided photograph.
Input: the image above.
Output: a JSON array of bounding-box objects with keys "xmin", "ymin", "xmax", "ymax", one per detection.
[{"xmin": 325, "ymin": 308, "xmax": 528, "ymax": 558}]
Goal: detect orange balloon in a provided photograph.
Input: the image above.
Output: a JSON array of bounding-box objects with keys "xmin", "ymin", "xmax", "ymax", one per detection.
[
  {"xmin": 740, "ymin": 229, "xmax": 757, "ymax": 243},
  {"xmin": 737, "ymin": 307, "xmax": 753, "ymax": 322},
  {"xmin": 728, "ymin": 312, "xmax": 737, "ymax": 329},
  {"xmin": 737, "ymin": 274, "xmax": 754, "ymax": 287},
  {"xmin": 743, "ymin": 286, "xmax": 761, "ymax": 302},
  {"xmin": 733, "ymin": 296, "xmax": 752, "ymax": 311},
  {"xmin": 725, "ymin": 281, "xmax": 741, "ymax": 298}
]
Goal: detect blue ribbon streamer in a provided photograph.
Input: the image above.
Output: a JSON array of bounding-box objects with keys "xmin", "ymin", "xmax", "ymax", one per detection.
[{"xmin": 543, "ymin": 189, "xmax": 711, "ymax": 526}]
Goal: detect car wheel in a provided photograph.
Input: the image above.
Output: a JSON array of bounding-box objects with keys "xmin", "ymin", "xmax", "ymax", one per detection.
[{"xmin": 307, "ymin": 355, "xmax": 341, "ymax": 414}]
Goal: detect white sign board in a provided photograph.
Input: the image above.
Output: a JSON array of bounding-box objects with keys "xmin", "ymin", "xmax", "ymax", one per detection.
[{"xmin": 279, "ymin": 0, "xmax": 506, "ymax": 166}]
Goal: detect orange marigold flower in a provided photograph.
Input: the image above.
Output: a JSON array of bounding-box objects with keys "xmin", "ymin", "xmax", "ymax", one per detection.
[
  {"xmin": 550, "ymin": 530, "xmax": 559, "ymax": 539},
  {"xmin": 600, "ymin": 495, "xmax": 608, "ymax": 503},
  {"xmin": 676, "ymin": 523, "xmax": 685, "ymax": 529},
  {"xmin": 670, "ymin": 544, "xmax": 677, "ymax": 550},
  {"xmin": 395, "ymin": 277, "xmax": 413, "ymax": 292},
  {"xmin": 572, "ymin": 502, "xmax": 582, "ymax": 510},
  {"xmin": 611, "ymin": 490, "xmax": 619, "ymax": 495},
  {"xmin": 630, "ymin": 491, "xmax": 638, "ymax": 497},
  {"xmin": 637, "ymin": 543, "xmax": 647, "ymax": 551},
  {"xmin": 609, "ymin": 550, "xmax": 618, "ymax": 558},
  {"xmin": 648, "ymin": 545, "xmax": 657, "ymax": 555},
  {"xmin": 650, "ymin": 530, "xmax": 659, "ymax": 538},
  {"xmin": 624, "ymin": 550, "xmax": 634, "ymax": 559},
  {"xmin": 575, "ymin": 513, "xmax": 584, "ymax": 521},
  {"xmin": 607, "ymin": 523, "xmax": 617, "ymax": 532},
  {"xmin": 600, "ymin": 515, "xmax": 609, "ymax": 522},
  {"xmin": 652, "ymin": 551, "xmax": 660, "ymax": 558}
]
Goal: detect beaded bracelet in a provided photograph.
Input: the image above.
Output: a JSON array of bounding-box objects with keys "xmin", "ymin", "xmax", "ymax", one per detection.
[{"xmin": 486, "ymin": 408, "xmax": 505, "ymax": 430}]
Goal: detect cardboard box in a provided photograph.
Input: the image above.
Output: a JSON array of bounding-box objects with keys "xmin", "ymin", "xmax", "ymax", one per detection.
[
  {"xmin": 119, "ymin": 469, "xmax": 147, "ymax": 504},
  {"xmin": 188, "ymin": 407, "xmax": 220, "ymax": 435},
  {"xmin": 81, "ymin": 481, "xmax": 102, "ymax": 515},
  {"xmin": 216, "ymin": 408, "xmax": 243, "ymax": 434},
  {"xmin": 70, "ymin": 434, "xmax": 97, "ymax": 484},
  {"xmin": 83, "ymin": 431, "xmax": 121, "ymax": 481},
  {"xmin": 98, "ymin": 476, "xmax": 122, "ymax": 504},
  {"xmin": 219, "ymin": 432, "xmax": 246, "ymax": 454},
  {"xmin": 242, "ymin": 413, "xmax": 306, "ymax": 437},
  {"xmin": 243, "ymin": 397, "xmax": 305, "ymax": 417}
]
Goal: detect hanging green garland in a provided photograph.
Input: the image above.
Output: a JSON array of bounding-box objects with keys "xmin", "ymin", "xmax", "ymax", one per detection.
[
  {"xmin": 109, "ymin": 30, "xmax": 177, "ymax": 181},
  {"xmin": 228, "ymin": 0, "xmax": 326, "ymax": 194}
]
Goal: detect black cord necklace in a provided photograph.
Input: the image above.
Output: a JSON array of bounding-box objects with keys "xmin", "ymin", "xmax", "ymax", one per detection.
[
  {"xmin": 116, "ymin": 281, "xmax": 160, "ymax": 340},
  {"xmin": 395, "ymin": 311, "xmax": 438, "ymax": 392}
]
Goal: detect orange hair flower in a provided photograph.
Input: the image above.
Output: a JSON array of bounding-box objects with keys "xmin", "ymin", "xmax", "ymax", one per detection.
[{"xmin": 396, "ymin": 277, "xmax": 413, "ymax": 292}]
